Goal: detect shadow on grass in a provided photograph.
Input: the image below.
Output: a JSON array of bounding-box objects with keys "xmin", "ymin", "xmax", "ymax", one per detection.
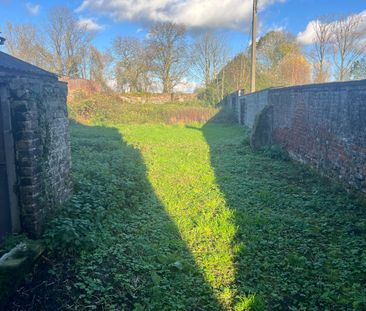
[
  {"xmin": 200, "ymin": 108, "xmax": 366, "ymax": 310},
  {"xmin": 5, "ymin": 121, "xmax": 223, "ymax": 311}
]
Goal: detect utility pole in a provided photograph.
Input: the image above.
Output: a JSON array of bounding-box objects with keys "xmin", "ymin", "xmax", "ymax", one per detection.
[{"xmin": 250, "ymin": 0, "xmax": 257, "ymax": 93}]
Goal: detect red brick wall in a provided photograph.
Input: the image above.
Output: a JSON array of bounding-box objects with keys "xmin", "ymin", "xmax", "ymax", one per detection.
[{"xmin": 60, "ymin": 77, "xmax": 103, "ymax": 100}]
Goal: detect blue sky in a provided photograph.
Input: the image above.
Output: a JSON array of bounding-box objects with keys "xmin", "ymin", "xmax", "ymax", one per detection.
[{"xmin": 0, "ymin": 0, "xmax": 365, "ymax": 57}]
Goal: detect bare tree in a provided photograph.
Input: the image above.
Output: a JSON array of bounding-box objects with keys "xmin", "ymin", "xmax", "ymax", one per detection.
[
  {"xmin": 191, "ymin": 32, "xmax": 229, "ymax": 88},
  {"xmin": 46, "ymin": 7, "xmax": 93, "ymax": 77},
  {"xmin": 88, "ymin": 46, "xmax": 108, "ymax": 84},
  {"xmin": 147, "ymin": 22, "xmax": 188, "ymax": 93},
  {"xmin": 331, "ymin": 14, "xmax": 366, "ymax": 81},
  {"xmin": 4, "ymin": 22, "xmax": 51, "ymax": 70},
  {"xmin": 311, "ymin": 18, "xmax": 333, "ymax": 82},
  {"xmin": 112, "ymin": 36, "xmax": 151, "ymax": 92}
]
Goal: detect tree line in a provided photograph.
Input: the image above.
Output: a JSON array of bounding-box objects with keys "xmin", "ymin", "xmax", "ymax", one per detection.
[
  {"xmin": 200, "ymin": 13, "xmax": 365, "ymax": 103},
  {"xmin": 3, "ymin": 7, "xmax": 366, "ymax": 103},
  {"xmin": 4, "ymin": 7, "xmax": 205, "ymax": 94}
]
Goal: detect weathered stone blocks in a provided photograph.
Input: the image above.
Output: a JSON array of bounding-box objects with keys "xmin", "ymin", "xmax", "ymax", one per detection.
[
  {"xmin": 227, "ymin": 80, "xmax": 366, "ymax": 193},
  {"xmin": 1, "ymin": 74, "xmax": 71, "ymax": 238}
]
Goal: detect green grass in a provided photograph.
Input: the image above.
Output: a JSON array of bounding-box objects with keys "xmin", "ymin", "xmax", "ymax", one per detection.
[{"xmin": 6, "ymin": 107, "xmax": 366, "ymax": 310}]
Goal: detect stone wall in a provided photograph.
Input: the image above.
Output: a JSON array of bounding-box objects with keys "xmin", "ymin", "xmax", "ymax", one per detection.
[
  {"xmin": 225, "ymin": 90, "xmax": 245, "ymax": 124},
  {"xmin": 2, "ymin": 75, "xmax": 72, "ymax": 237},
  {"xmin": 239, "ymin": 89, "xmax": 269, "ymax": 128},
  {"xmin": 225, "ymin": 80, "xmax": 366, "ymax": 192}
]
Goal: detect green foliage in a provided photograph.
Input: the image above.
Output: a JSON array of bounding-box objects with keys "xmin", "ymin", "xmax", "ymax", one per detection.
[
  {"xmin": 257, "ymin": 31, "xmax": 300, "ymax": 68},
  {"xmin": 202, "ymin": 122, "xmax": 366, "ymax": 311},
  {"xmin": 8, "ymin": 107, "xmax": 366, "ymax": 310},
  {"xmin": 196, "ymin": 86, "xmax": 218, "ymax": 106},
  {"xmin": 351, "ymin": 57, "xmax": 366, "ymax": 80},
  {"xmin": 235, "ymin": 294, "xmax": 266, "ymax": 311},
  {"xmin": 196, "ymin": 84, "xmax": 232, "ymax": 106},
  {"xmin": 259, "ymin": 144, "xmax": 290, "ymax": 161},
  {"xmin": 43, "ymin": 124, "xmax": 148, "ymax": 255},
  {"xmin": 35, "ymin": 123, "xmax": 222, "ymax": 310},
  {"xmin": 68, "ymin": 93, "xmax": 218, "ymax": 125}
]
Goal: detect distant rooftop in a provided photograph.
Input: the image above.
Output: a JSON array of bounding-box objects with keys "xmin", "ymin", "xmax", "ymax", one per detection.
[{"xmin": 0, "ymin": 51, "xmax": 56, "ymax": 78}]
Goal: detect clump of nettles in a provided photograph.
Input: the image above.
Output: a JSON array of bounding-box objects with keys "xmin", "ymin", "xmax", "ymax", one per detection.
[
  {"xmin": 43, "ymin": 124, "xmax": 147, "ymax": 256},
  {"xmin": 261, "ymin": 144, "xmax": 290, "ymax": 161}
]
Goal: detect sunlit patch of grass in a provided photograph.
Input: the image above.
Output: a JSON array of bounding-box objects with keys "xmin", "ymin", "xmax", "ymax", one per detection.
[
  {"xmin": 118, "ymin": 122, "xmax": 366, "ymax": 310},
  {"xmin": 7, "ymin": 105, "xmax": 366, "ymax": 310},
  {"xmin": 119, "ymin": 124, "xmax": 238, "ymax": 308}
]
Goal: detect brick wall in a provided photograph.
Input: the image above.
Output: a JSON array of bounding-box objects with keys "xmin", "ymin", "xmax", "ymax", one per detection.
[
  {"xmin": 3, "ymin": 75, "xmax": 72, "ymax": 237},
  {"xmin": 60, "ymin": 76, "xmax": 103, "ymax": 101},
  {"xmin": 225, "ymin": 80, "xmax": 366, "ymax": 192}
]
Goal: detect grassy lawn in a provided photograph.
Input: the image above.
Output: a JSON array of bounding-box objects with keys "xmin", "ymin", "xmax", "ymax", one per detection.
[{"xmin": 6, "ymin": 109, "xmax": 366, "ymax": 310}]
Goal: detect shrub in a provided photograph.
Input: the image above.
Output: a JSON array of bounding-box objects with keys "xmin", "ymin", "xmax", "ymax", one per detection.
[
  {"xmin": 68, "ymin": 94, "xmax": 218, "ymax": 125},
  {"xmin": 260, "ymin": 144, "xmax": 290, "ymax": 161}
]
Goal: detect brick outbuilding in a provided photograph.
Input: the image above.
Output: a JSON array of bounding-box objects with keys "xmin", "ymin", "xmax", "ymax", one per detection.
[{"xmin": 0, "ymin": 51, "xmax": 71, "ymax": 239}]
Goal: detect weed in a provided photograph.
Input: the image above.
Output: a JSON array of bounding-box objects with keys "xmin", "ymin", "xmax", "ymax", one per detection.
[
  {"xmin": 68, "ymin": 93, "xmax": 218, "ymax": 125},
  {"xmin": 259, "ymin": 144, "xmax": 290, "ymax": 161},
  {"xmin": 6, "ymin": 103, "xmax": 366, "ymax": 311}
]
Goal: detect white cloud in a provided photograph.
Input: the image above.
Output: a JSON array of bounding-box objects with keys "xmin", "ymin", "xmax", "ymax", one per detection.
[
  {"xmin": 297, "ymin": 21, "xmax": 318, "ymax": 45},
  {"xmin": 26, "ymin": 2, "xmax": 40, "ymax": 16},
  {"xmin": 78, "ymin": 17, "xmax": 105, "ymax": 31},
  {"xmin": 269, "ymin": 25, "xmax": 285, "ymax": 32},
  {"xmin": 175, "ymin": 79, "xmax": 199, "ymax": 93},
  {"xmin": 76, "ymin": 0, "xmax": 286, "ymax": 30},
  {"xmin": 297, "ymin": 10, "xmax": 366, "ymax": 45}
]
